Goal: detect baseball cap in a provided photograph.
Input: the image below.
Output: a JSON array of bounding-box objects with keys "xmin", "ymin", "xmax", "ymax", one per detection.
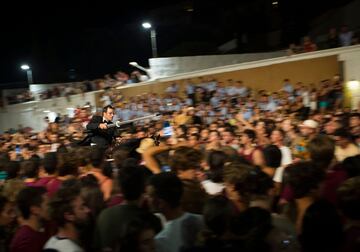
[{"xmin": 299, "ymin": 119, "xmax": 318, "ymax": 129}]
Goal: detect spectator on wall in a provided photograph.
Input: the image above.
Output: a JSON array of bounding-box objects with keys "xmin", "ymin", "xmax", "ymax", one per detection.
[
  {"xmin": 339, "ymin": 25, "xmax": 353, "ymax": 47},
  {"xmin": 327, "ymin": 27, "xmax": 340, "ymax": 49},
  {"xmin": 302, "ymin": 36, "xmax": 317, "ymax": 53}
]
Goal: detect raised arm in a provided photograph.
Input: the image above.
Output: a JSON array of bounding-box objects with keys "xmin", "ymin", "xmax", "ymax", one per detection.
[{"xmin": 142, "ymin": 144, "xmax": 170, "ymax": 174}]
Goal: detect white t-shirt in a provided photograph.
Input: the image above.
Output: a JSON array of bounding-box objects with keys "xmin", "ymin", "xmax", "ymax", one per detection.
[
  {"xmin": 201, "ymin": 180, "xmax": 225, "ymax": 195},
  {"xmin": 280, "ymin": 146, "xmax": 292, "ymax": 167},
  {"xmin": 273, "ymin": 146, "xmax": 293, "ymax": 183},
  {"xmin": 273, "ymin": 166, "xmax": 285, "ymax": 183},
  {"xmin": 155, "ymin": 212, "xmax": 203, "ymax": 252},
  {"xmin": 44, "ymin": 236, "xmax": 84, "ymax": 252},
  {"xmin": 301, "ymin": 91, "xmax": 310, "ymax": 107}
]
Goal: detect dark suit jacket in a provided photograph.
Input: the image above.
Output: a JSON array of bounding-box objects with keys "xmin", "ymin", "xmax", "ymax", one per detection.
[{"xmin": 86, "ymin": 115, "xmax": 115, "ymax": 148}]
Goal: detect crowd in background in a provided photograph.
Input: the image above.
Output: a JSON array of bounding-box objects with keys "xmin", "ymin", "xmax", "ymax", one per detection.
[
  {"xmin": 0, "ymin": 74, "xmax": 360, "ymax": 252},
  {"xmin": 4, "ymin": 70, "xmax": 149, "ymax": 105}
]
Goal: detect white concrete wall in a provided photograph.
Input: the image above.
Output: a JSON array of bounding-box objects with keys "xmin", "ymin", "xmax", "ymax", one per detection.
[
  {"xmin": 0, "ymin": 91, "xmax": 99, "ymax": 133},
  {"xmin": 149, "ymin": 51, "xmax": 286, "ymax": 78}
]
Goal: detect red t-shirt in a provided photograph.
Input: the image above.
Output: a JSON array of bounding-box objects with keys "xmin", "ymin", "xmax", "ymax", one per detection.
[{"xmin": 10, "ymin": 225, "xmax": 49, "ymax": 252}]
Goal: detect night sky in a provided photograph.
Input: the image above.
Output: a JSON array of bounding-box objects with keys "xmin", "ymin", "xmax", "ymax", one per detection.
[{"xmin": 0, "ymin": 0, "xmax": 354, "ymax": 88}]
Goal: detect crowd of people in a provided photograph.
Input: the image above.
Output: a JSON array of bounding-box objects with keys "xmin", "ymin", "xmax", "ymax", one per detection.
[
  {"xmin": 4, "ymin": 70, "xmax": 149, "ymax": 106},
  {"xmin": 0, "ymin": 75, "xmax": 359, "ymax": 252}
]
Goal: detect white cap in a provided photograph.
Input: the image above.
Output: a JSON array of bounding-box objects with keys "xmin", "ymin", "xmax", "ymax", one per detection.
[{"xmin": 300, "ymin": 119, "xmax": 318, "ymax": 129}]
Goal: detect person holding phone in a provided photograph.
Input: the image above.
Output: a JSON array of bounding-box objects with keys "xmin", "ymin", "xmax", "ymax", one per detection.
[
  {"xmin": 15, "ymin": 145, "xmax": 21, "ymax": 155},
  {"xmin": 163, "ymin": 121, "xmax": 173, "ymax": 137}
]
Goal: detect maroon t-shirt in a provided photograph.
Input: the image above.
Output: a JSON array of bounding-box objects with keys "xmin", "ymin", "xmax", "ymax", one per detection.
[
  {"xmin": 34, "ymin": 176, "xmax": 56, "ymax": 187},
  {"xmin": 321, "ymin": 164, "xmax": 348, "ymax": 205},
  {"xmin": 45, "ymin": 178, "xmax": 63, "ymax": 197},
  {"xmin": 10, "ymin": 225, "xmax": 49, "ymax": 252}
]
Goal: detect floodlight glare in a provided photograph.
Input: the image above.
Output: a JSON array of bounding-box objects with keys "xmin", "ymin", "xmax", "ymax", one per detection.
[
  {"xmin": 142, "ymin": 22, "xmax": 152, "ymax": 29},
  {"xmin": 21, "ymin": 64, "xmax": 30, "ymax": 70},
  {"xmin": 348, "ymin": 80, "xmax": 360, "ymax": 90}
]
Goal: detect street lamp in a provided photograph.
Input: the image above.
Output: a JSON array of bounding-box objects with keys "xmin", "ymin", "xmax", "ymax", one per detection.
[
  {"xmin": 20, "ymin": 64, "xmax": 33, "ymax": 84},
  {"xmin": 142, "ymin": 22, "xmax": 158, "ymax": 58}
]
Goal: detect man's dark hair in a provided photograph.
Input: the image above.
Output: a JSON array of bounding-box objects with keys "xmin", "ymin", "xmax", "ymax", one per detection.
[
  {"xmin": 307, "ymin": 135, "xmax": 335, "ymax": 169},
  {"xmin": 207, "ymin": 150, "xmax": 227, "ymax": 183},
  {"xmin": 118, "ymin": 165, "xmax": 145, "ymax": 201},
  {"xmin": 223, "ymin": 127, "xmax": 235, "ymax": 136},
  {"xmin": 203, "ymin": 195, "xmax": 235, "ymax": 236},
  {"xmin": 90, "ymin": 147, "xmax": 105, "ymax": 168},
  {"xmin": 230, "ymin": 166, "xmax": 274, "ymax": 203},
  {"xmin": 188, "ymin": 133, "xmax": 200, "ymax": 141},
  {"xmin": 102, "ymin": 105, "xmax": 114, "ymax": 114},
  {"xmin": 243, "ymin": 129, "xmax": 256, "ymax": 142},
  {"xmin": 30, "ymin": 155, "xmax": 41, "ymax": 166},
  {"xmin": 170, "ymin": 146, "xmax": 203, "ymax": 172},
  {"xmin": 42, "ymin": 152, "xmax": 57, "ymax": 175},
  {"xmin": 333, "ymin": 128, "xmax": 351, "ymax": 139},
  {"xmin": 262, "ymin": 145, "xmax": 282, "ymax": 168},
  {"xmin": 350, "ymin": 113, "xmax": 360, "ymax": 119},
  {"xmin": 118, "ymin": 212, "xmax": 162, "ymax": 251},
  {"xmin": 6, "ymin": 161, "xmax": 20, "ymax": 179},
  {"xmin": 149, "ymin": 172, "xmax": 183, "ymax": 208},
  {"xmin": 21, "ymin": 160, "xmax": 39, "ymax": 178},
  {"xmin": 112, "ymin": 148, "xmax": 130, "ymax": 169},
  {"xmin": 74, "ymin": 147, "xmax": 91, "ymax": 167},
  {"xmin": 0, "ymin": 195, "xmax": 9, "ymax": 213},
  {"xmin": 285, "ymin": 161, "xmax": 325, "ymax": 199},
  {"xmin": 57, "ymin": 152, "xmax": 78, "ymax": 177},
  {"xmin": 49, "ymin": 185, "xmax": 82, "ymax": 227},
  {"xmin": 272, "ymin": 128, "xmax": 286, "ymax": 138},
  {"xmin": 16, "ymin": 186, "xmax": 47, "ymax": 219}
]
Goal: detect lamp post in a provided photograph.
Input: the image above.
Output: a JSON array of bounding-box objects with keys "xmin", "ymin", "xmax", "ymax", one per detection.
[
  {"xmin": 142, "ymin": 22, "xmax": 158, "ymax": 58},
  {"xmin": 20, "ymin": 64, "xmax": 33, "ymax": 84}
]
